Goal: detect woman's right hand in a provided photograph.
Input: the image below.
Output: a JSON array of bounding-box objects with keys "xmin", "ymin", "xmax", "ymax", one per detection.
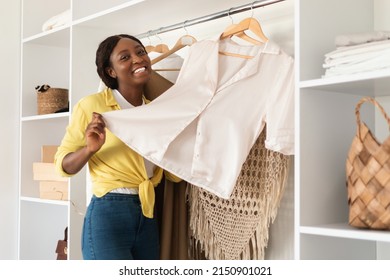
[
  {"xmin": 85, "ymin": 112, "xmax": 106, "ymax": 153},
  {"xmin": 62, "ymin": 112, "xmax": 106, "ymax": 175}
]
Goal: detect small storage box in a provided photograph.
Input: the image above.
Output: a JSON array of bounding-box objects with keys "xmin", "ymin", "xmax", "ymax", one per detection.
[
  {"xmin": 39, "ymin": 181, "xmax": 68, "ymax": 200},
  {"xmin": 33, "ymin": 162, "xmax": 68, "ymax": 182},
  {"xmin": 41, "ymin": 145, "xmax": 59, "ymax": 163}
]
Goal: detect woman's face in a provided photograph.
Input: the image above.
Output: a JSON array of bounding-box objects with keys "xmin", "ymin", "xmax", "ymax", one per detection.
[{"xmin": 107, "ymin": 38, "xmax": 151, "ymax": 88}]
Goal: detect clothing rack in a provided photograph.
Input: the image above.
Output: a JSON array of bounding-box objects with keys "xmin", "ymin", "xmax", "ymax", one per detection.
[{"xmin": 136, "ymin": 0, "xmax": 285, "ymax": 39}]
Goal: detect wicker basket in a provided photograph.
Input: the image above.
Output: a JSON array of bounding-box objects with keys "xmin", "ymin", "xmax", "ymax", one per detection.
[
  {"xmin": 37, "ymin": 87, "xmax": 68, "ymax": 115},
  {"xmin": 346, "ymin": 97, "xmax": 390, "ymax": 230}
]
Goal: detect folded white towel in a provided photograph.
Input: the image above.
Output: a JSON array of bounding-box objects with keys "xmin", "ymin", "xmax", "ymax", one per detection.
[
  {"xmin": 335, "ymin": 31, "xmax": 390, "ymax": 47},
  {"xmin": 323, "ymin": 51, "xmax": 390, "ymax": 77},
  {"xmin": 323, "ymin": 48, "xmax": 390, "ymax": 68},
  {"xmin": 324, "ymin": 40, "xmax": 390, "ymax": 61},
  {"xmin": 42, "ymin": 9, "xmax": 71, "ymax": 31}
]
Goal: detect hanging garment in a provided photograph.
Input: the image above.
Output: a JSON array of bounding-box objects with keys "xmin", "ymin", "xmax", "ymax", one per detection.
[
  {"xmin": 103, "ymin": 37, "xmax": 295, "ymax": 199},
  {"xmin": 188, "ymin": 128, "xmax": 290, "ymax": 260},
  {"xmin": 144, "ymin": 67, "xmax": 190, "ymax": 260}
]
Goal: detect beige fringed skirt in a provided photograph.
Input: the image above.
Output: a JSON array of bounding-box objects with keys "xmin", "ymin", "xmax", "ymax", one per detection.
[{"xmin": 188, "ymin": 129, "xmax": 291, "ymax": 260}]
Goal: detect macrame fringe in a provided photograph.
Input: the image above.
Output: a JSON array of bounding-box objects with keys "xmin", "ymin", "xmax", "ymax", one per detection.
[{"xmin": 188, "ymin": 155, "xmax": 290, "ymax": 260}]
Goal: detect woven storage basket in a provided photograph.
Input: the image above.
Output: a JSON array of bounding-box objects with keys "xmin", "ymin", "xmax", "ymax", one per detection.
[
  {"xmin": 346, "ymin": 96, "xmax": 390, "ymax": 230},
  {"xmin": 37, "ymin": 87, "xmax": 68, "ymax": 115}
]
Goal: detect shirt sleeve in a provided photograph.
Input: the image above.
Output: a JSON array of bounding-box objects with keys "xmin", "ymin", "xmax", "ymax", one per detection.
[
  {"xmin": 265, "ymin": 55, "xmax": 295, "ymax": 155},
  {"xmin": 54, "ymin": 102, "xmax": 89, "ymax": 177}
]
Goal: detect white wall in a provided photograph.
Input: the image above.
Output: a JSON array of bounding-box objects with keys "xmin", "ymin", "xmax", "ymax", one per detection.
[{"xmin": 0, "ymin": 0, "xmax": 20, "ymax": 259}]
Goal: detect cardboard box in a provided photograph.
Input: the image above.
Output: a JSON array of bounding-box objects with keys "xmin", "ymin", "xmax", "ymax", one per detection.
[
  {"xmin": 41, "ymin": 145, "xmax": 59, "ymax": 163},
  {"xmin": 33, "ymin": 162, "xmax": 68, "ymax": 182},
  {"xmin": 39, "ymin": 181, "xmax": 68, "ymax": 200}
]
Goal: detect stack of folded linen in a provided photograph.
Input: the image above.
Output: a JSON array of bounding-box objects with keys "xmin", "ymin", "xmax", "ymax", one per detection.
[{"xmin": 323, "ymin": 31, "xmax": 390, "ymax": 78}]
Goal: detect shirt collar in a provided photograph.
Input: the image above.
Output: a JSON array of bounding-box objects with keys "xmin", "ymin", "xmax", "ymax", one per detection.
[
  {"xmin": 103, "ymin": 87, "xmax": 149, "ymax": 107},
  {"xmin": 262, "ymin": 40, "xmax": 280, "ymax": 54},
  {"xmin": 204, "ymin": 36, "xmax": 281, "ymax": 90},
  {"xmin": 103, "ymin": 88, "xmax": 118, "ymax": 107}
]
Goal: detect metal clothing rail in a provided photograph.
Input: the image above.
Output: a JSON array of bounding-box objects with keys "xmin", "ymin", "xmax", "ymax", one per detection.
[{"xmin": 135, "ymin": 0, "xmax": 285, "ymax": 39}]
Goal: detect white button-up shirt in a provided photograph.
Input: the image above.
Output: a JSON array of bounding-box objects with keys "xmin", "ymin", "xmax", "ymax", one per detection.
[{"xmin": 103, "ymin": 37, "xmax": 294, "ymax": 199}]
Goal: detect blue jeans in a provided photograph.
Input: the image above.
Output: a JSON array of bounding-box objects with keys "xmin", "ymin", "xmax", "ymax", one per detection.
[{"xmin": 82, "ymin": 193, "xmax": 159, "ymax": 260}]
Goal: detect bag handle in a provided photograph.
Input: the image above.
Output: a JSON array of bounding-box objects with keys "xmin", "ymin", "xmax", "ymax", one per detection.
[
  {"xmin": 64, "ymin": 227, "xmax": 68, "ymax": 242},
  {"xmin": 355, "ymin": 96, "xmax": 390, "ymax": 140}
]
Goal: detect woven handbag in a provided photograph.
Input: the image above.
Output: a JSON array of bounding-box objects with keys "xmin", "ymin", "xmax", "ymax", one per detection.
[{"xmin": 346, "ymin": 96, "xmax": 390, "ymax": 230}]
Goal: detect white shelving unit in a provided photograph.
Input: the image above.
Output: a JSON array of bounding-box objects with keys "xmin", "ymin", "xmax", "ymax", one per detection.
[
  {"xmin": 18, "ymin": 0, "xmax": 389, "ymax": 260},
  {"xmin": 297, "ymin": 0, "xmax": 390, "ymax": 259},
  {"xmin": 19, "ymin": 0, "xmax": 71, "ymax": 260}
]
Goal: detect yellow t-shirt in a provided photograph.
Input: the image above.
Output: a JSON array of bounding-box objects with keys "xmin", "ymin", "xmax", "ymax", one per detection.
[{"xmin": 54, "ymin": 88, "xmax": 180, "ymax": 218}]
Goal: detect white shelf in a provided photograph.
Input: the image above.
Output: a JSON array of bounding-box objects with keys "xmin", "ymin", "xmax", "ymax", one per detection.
[
  {"xmin": 301, "ymin": 223, "xmax": 390, "ymax": 243},
  {"xmin": 20, "ymin": 196, "xmax": 69, "ymax": 206},
  {"xmin": 21, "ymin": 112, "xmax": 69, "ymax": 122},
  {"xmin": 72, "ymin": 0, "xmax": 145, "ymax": 25},
  {"xmin": 299, "ymin": 69, "xmax": 390, "ymax": 96},
  {"xmin": 22, "ymin": 25, "xmax": 71, "ymax": 45}
]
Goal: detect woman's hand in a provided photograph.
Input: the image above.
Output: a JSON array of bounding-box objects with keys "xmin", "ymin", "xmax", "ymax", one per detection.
[
  {"xmin": 61, "ymin": 112, "xmax": 106, "ymax": 175},
  {"xmin": 85, "ymin": 112, "xmax": 106, "ymax": 153}
]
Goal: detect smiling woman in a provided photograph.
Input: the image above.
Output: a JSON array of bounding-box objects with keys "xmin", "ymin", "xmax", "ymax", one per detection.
[
  {"xmin": 54, "ymin": 34, "xmax": 181, "ymax": 260},
  {"xmin": 96, "ymin": 35, "xmax": 151, "ymax": 106}
]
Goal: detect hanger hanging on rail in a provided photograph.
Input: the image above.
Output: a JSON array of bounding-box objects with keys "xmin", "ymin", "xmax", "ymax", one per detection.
[
  {"xmin": 220, "ymin": 2, "xmax": 268, "ymax": 44},
  {"xmin": 145, "ymin": 43, "xmax": 170, "ymax": 53},
  {"xmin": 144, "ymin": 30, "xmax": 170, "ymax": 54},
  {"xmin": 151, "ymin": 21, "xmax": 197, "ymax": 71},
  {"xmin": 220, "ymin": 17, "xmax": 268, "ymax": 44},
  {"xmin": 219, "ymin": 3, "xmax": 268, "ymax": 59},
  {"xmin": 222, "ymin": 8, "xmax": 264, "ymax": 45},
  {"xmin": 151, "ymin": 34, "xmax": 197, "ymax": 65}
]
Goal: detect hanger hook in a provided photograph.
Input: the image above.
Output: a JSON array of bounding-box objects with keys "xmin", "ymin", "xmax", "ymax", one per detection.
[
  {"xmin": 228, "ymin": 8, "xmax": 234, "ymax": 24},
  {"xmin": 183, "ymin": 20, "xmax": 189, "ymax": 35},
  {"xmin": 155, "ymin": 30, "xmax": 163, "ymax": 44},
  {"xmin": 158, "ymin": 28, "xmax": 165, "ymax": 41},
  {"xmin": 251, "ymin": 1, "xmax": 256, "ymax": 18},
  {"xmin": 147, "ymin": 31, "xmax": 152, "ymax": 45}
]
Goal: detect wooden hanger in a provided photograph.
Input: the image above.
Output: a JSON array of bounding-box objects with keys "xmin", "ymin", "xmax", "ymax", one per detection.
[
  {"xmin": 144, "ymin": 30, "xmax": 170, "ymax": 54},
  {"xmin": 219, "ymin": 17, "xmax": 268, "ymax": 59},
  {"xmin": 223, "ymin": 7, "xmax": 263, "ymax": 45},
  {"xmin": 151, "ymin": 34, "xmax": 197, "ymax": 66},
  {"xmin": 145, "ymin": 43, "xmax": 170, "ymax": 54},
  {"xmin": 222, "ymin": 23, "xmax": 264, "ymax": 45},
  {"xmin": 220, "ymin": 17, "xmax": 268, "ymax": 43}
]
